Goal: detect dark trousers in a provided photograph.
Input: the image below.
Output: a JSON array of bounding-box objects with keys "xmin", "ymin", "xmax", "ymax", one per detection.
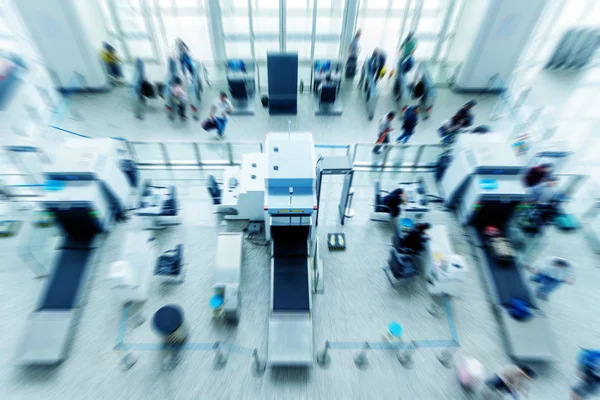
[{"xmin": 397, "ymin": 129, "xmax": 414, "ymax": 144}]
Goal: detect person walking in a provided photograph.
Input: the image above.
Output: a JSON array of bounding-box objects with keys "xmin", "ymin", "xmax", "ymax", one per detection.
[
  {"xmin": 529, "ymin": 257, "xmax": 575, "ymax": 300},
  {"xmin": 348, "ymin": 29, "xmax": 362, "ymax": 59},
  {"xmin": 100, "ymin": 42, "xmax": 123, "ymax": 84},
  {"xmin": 373, "ymin": 111, "xmax": 396, "ymax": 154},
  {"xmin": 176, "ymin": 38, "xmax": 194, "ymax": 78},
  {"xmin": 208, "ymin": 92, "xmax": 233, "ymax": 139},
  {"xmin": 399, "ymin": 32, "xmax": 418, "ymax": 62},
  {"xmin": 396, "ymin": 106, "xmax": 419, "ymax": 144}
]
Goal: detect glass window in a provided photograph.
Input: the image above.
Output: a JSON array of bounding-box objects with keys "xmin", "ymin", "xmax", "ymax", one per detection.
[
  {"xmin": 287, "ymin": 40, "xmax": 311, "ymax": 59},
  {"xmin": 226, "ymin": 41, "xmax": 253, "ymax": 58},
  {"xmin": 314, "ymin": 41, "xmax": 339, "ymax": 58},
  {"xmin": 253, "ymin": 17, "xmax": 279, "ymax": 34},
  {"xmin": 254, "ymin": 41, "xmax": 279, "ymax": 58},
  {"xmin": 222, "ymin": 16, "xmax": 251, "ymax": 34},
  {"xmin": 127, "ymin": 40, "xmax": 155, "ymax": 58},
  {"xmin": 414, "ymin": 40, "xmax": 436, "ymax": 60}
]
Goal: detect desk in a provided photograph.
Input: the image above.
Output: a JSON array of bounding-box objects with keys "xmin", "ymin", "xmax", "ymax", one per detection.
[
  {"xmin": 421, "ymin": 225, "xmax": 468, "ymax": 296},
  {"xmin": 221, "ymin": 153, "xmax": 265, "ymax": 221}
]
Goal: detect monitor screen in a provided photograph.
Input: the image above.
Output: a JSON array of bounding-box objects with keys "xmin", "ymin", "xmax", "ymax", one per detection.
[
  {"xmin": 228, "ymin": 59, "xmax": 246, "ymax": 72},
  {"xmin": 314, "ymin": 60, "xmax": 331, "ymax": 73}
]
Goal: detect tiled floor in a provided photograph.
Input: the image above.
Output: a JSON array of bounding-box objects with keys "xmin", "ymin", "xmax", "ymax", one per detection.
[{"xmin": 1, "ymin": 77, "xmax": 599, "ymax": 399}]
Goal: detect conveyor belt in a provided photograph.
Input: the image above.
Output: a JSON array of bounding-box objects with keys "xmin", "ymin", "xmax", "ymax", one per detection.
[
  {"xmin": 39, "ymin": 247, "xmax": 93, "ymax": 310},
  {"xmin": 475, "ymin": 231, "xmax": 533, "ymax": 307},
  {"xmin": 273, "ymin": 258, "xmax": 309, "ymax": 311},
  {"xmin": 272, "ymin": 226, "xmax": 309, "ymax": 257}
]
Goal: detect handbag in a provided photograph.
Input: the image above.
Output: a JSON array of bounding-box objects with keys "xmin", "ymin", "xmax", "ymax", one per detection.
[{"xmin": 201, "ymin": 118, "xmax": 216, "ymax": 131}]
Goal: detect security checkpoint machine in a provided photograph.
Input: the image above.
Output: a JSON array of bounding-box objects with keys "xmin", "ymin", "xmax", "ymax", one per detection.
[
  {"xmin": 442, "ymin": 135, "xmax": 555, "ymax": 362},
  {"xmin": 264, "ymin": 132, "xmax": 321, "ymax": 367},
  {"xmin": 14, "ymin": 138, "xmax": 137, "ymax": 365}
]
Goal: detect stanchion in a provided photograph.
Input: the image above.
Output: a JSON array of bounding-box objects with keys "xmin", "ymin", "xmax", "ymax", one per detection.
[
  {"xmin": 213, "ymin": 341, "xmax": 228, "ymax": 370},
  {"xmin": 397, "ymin": 339, "xmax": 417, "ymax": 369},
  {"xmin": 354, "ymin": 342, "xmax": 369, "ymax": 369},
  {"xmin": 161, "ymin": 346, "xmax": 181, "ymax": 371},
  {"xmin": 437, "ymin": 345, "xmax": 458, "ymax": 368},
  {"xmin": 316, "ymin": 340, "xmax": 331, "ymax": 368},
  {"xmin": 252, "ymin": 348, "xmax": 266, "ymax": 377},
  {"xmin": 427, "ymin": 297, "xmax": 443, "ymax": 319},
  {"xmin": 120, "ymin": 352, "xmax": 138, "ymax": 370}
]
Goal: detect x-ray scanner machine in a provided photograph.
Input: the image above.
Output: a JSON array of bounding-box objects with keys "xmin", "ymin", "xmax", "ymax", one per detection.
[
  {"xmin": 264, "ymin": 132, "xmax": 321, "ymax": 367},
  {"xmin": 15, "ymin": 138, "xmax": 136, "ymax": 366},
  {"xmin": 439, "ymin": 134, "xmax": 523, "ymax": 208}
]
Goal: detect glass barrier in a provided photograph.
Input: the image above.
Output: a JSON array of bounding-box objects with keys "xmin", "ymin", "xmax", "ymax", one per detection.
[
  {"xmin": 384, "ymin": 145, "xmax": 419, "ymax": 168},
  {"xmin": 353, "ymin": 143, "xmax": 384, "ymax": 169},
  {"xmin": 314, "ymin": 144, "xmax": 350, "ymax": 158},
  {"xmin": 164, "ymin": 142, "xmax": 198, "ymax": 165},
  {"xmin": 417, "ymin": 144, "xmax": 445, "ymax": 168},
  {"xmin": 230, "ymin": 142, "xmax": 264, "ymax": 164},
  {"xmin": 197, "ymin": 141, "xmax": 231, "ymax": 166},
  {"xmin": 130, "ymin": 142, "xmax": 164, "ymax": 165}
]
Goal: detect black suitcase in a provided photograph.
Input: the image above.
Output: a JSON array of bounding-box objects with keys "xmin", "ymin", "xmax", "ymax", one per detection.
[{"xmin": 345, "ymin": 57, "xmax": 357, "ymax": 78}]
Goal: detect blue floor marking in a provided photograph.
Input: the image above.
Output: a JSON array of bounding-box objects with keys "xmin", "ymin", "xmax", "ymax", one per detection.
[
  {"xmin": 50, "ymin": 125, "xmax": 90, "ymax": 138},
  {"xmin": 114, "ymin": 303, "xmax": 130, "ymax": 348},
  {"xmin": 443, "ymin": 294, "xmax": 460, "ymax": 344},
  {"xmin": 113, "ymin": 293, "xmax": 461, "ymax": 354}
]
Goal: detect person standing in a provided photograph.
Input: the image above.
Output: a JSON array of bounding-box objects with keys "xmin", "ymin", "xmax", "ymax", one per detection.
[
  {"xmin": 369, "ymin": 48, "xmax": 387, "ymax": 82},
  {"xmin": 176, "ymin": 38, "xmax": 194, "ymax": 78},
  {"xmin": 399, "ymin": 32, "xmax": 418, "ymax": 62},
  {"xmin": 171, "ymin": 77, "xmax": 187, "ymax": 120},
  {"xmin": 101, "ymin": 42, "xmax": 123, "ymax": 84},
  {"xmin": 373, "ymin": 111, "xmax": 396, "ymax": 154},
  {"xmin": 209, "ymin": 92, "xmax": 233, "ymax": 139},
  {"xmin": 529, "ymin": 257, "xmax": 575, "ymax": 300},
  {"xmin": 397, "ymin": 106, "xmax": 419, "ymax": 144},
  {"xmin": 349, "ymin": 29, "xmax": 362, "ymax": 59}
]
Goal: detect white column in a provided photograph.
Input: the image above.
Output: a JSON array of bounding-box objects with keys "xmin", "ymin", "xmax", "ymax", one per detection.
[
  {"xmin": 338, "ymin": 0, "xmax": 359, "ymax": 60},
  {"xmin": 207, "ymin": 0, "xmax": 227, "ymax": 62}
]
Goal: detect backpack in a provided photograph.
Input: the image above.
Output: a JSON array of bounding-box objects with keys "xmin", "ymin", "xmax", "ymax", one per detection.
[{"xmin": 507, "ymin": 298, "xmax": 533, "ymax": 320}]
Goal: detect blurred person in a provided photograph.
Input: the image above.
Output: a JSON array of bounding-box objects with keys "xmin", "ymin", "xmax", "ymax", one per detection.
[
  {"xmin": 208, "ymin": 92, "xmax": 233, "ymax": 139},
  {"xmin": 572, "ymin": 350, "xmax": 600, "ymax": 400},
  {"xmin": 382, "ymin": 188, "xmax": 407, "ymax": 223},
  {"xmin": 101, "ymin": 42, "xmax": 123, "ymax": 83},
  {"xmin": 484, "ymin": 364, "xmax": 536, "ymax": 399},
  {"xmin": 523, "ymin": 163, "xmax": 553, "ymax": 188},
  {"xmin": 373, "ymin": 111, "xmax": 396, "ymax": 154},
  {"xmin": 171, "ymin": 77, "xmax": 187, "ymax": 119},
  {"xmin": 318, "ymin": 73, "xmax": 333, "ymax": 93},
  {"xmin": 348, "ymin": 29, "xmax": 362, "ymax": 59},
  {"xmin": 369, "ymin": 48, "xmax": 387, "ymax": 82},
  {"xmin": 396, "ymin": 105, "xmax": 419, "ymax": 144},
  {"xmin": 399, "ymin": 31, "xmax": 418, "ymax": 62},
  {"xmin": 176, "ymin": 38, "xmax": 194, "ymax": 78},
  {"xmin": 450, "ymin": 100, "xmax": 477, "ymax": 130},
  {"xmin": 401, "ymin": 222, "xmax": 431, "ymax": 253},
  {"xmin": 529, "ymin": 257, "xmax": 575, "ymax": 300}
]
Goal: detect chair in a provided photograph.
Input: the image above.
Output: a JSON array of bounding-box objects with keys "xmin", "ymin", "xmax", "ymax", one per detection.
[
  {"xmin": 154, "ymin": 244, "xmax": 184, "ymax": 283},
  {"xmin": 383, "ymin": 248, "xmax": 418, "ymax": 286},
  {"xmin": 371, "ymin": 182, "xmax": 393, "ymax": 222},
  {"xmin": 229, "ymin": 79, "xmax": 248, "ymax": 100},
  {"xmin": 207, "ymin": 175, "xmax": 222, "ymax": 205},
  {"xmin": 319, "ymin": 85, "xmax": 337, "ymax": 105}
]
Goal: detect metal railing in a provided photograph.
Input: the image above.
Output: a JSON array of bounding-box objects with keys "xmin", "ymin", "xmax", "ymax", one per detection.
[{"xmin": 124, "ymin": 140, "xmax": 445, "ymax": 171}]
